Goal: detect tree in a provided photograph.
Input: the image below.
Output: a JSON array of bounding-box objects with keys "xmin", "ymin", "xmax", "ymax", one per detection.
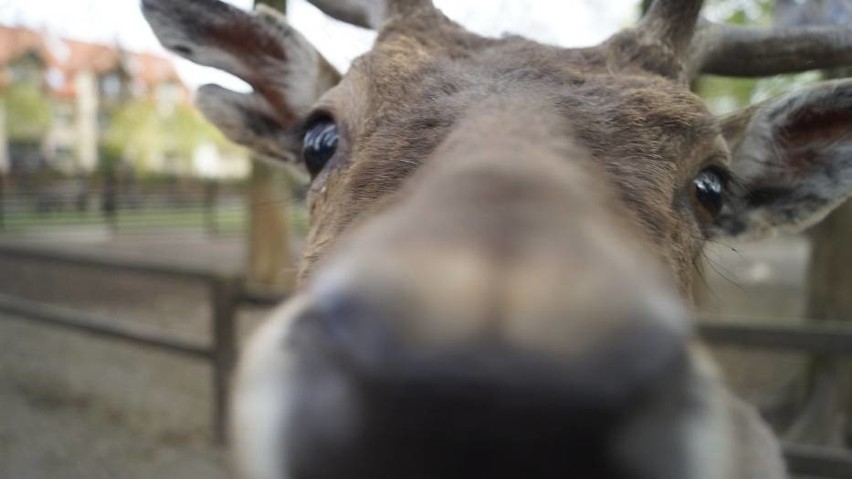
[{"xmin": 1, "ymin": 82, "xmax": 52, "ymax": 142}]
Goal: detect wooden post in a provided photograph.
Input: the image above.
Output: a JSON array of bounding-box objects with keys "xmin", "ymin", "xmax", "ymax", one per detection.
[
  {"xmin": 807, "ymin": 199, "xmax": 852, "ymax": 339},
  {"xmin": 210, "ymin": 276, "xmax": 239, "ymax": 444},
  {"xmin": 246, "ymin": 0, "xmax": 296, "ymax": 295},
  {"xmin": 0, "ymin": 174, "xmax": 5, "ymax": 231},
  {"xmin": 204, "ymin": 179, "xmax": 219, "ymax": 236},
  {"xmin": 0, "ymin": 98, "xmax": 6, "ymax": 230},
  {"xmin": 803, "ymin": 60, "xmax": 852, "ymax": 447},
  {"xmin": 792, "ymin": 199, "xmax": 852, "ymax": 447},
  {"xmin": 774, "ymin": 0, "xmax": 852, "ymax": 447}
]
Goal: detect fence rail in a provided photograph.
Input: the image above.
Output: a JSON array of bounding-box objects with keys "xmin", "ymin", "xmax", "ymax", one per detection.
[
  {"xmin": 0, "ymin": 243, "xmax": 241, "ymax": 444},
  {"xmin": 784, "ymin": 444, "xmax": 852, "ymax": 478},
  {"xmin": 699, "ymin": 319, "xmax": 852, "ymax": 356},
  {"xmin": 0, "ymin": 294, "xmax": 211, "ymax": 359},
  {"xmin": 699, "ymin": 318, "xmax": 852, "ymax": 478},
  {"xmin": 0, "ymin": 243, "xmax": 851, "ymax": 476}
]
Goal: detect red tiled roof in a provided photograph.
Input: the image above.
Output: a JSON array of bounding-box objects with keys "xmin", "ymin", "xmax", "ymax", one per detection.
[{"xmin": 0, "ymin": 25, "xmax": 185, "ymax": 100}]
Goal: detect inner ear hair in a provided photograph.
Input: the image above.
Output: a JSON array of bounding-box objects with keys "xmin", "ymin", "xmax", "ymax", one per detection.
[{"xmin": 715, "ymin": 78, "xmax": 852, "ymax": 239}]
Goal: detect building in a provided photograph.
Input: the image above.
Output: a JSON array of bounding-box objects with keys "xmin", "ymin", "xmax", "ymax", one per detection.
[{"xmin": 0, "ymin": 25, "xmax": 247, "ymax": 179}]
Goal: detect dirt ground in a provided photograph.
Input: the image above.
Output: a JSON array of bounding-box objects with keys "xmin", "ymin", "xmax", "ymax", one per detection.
[
  {"xmin": 0, "ymin": 231, "xmax": 274, "ymax": 479},
  {"xmin": 0, "ymin": 229, "xmax": 819, "ymax": 478}
]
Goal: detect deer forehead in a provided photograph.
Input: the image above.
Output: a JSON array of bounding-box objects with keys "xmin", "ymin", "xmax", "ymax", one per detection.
[
  {"xmin": 322, "ymin": 14, "xmax": 725, "ymax": 174},
  {"xmin": 301, "ymin": 23, "xmax": 726, "ymax": 274}
]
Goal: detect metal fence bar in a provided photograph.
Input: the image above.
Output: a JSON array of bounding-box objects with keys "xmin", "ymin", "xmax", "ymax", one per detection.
[
  {"xmin": 698, "ymin": 320, "xmax": 852, "ymax": 356},
  {"xmin": 785, "ymin": 444, "xmax": 852, "ymax": 478},
  {"xmin": 0, "ymin": 293, "xmax": 211, "ymax": 359}
]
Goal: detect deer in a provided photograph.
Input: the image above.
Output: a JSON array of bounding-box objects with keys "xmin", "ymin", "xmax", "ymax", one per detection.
[{"xmin": 141, "ymin": 0, "xmax": 852, "ymax": 477}]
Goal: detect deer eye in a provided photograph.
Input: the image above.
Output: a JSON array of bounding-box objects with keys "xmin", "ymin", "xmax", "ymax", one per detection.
[
  {"xmin": 692, "ymin": 167, "xmax": 727, "ymax": 220},
  {"xmin": 303, "ymin": 120, "xmax": 339, "ymax": 177}
]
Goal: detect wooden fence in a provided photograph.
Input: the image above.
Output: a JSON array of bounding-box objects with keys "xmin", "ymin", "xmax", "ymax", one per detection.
[
  {"xmin": 0, "ymin": 244, "xmax": 241, "ymax": 444},
  {"xmin": 0, "ymin": 244, "xmax": 850, "ymax": 477},
  {"xmin": 700, "ymin": 319, "xmax": 852, "ymax": 478}
]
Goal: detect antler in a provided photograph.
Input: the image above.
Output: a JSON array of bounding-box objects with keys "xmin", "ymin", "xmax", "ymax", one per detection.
[
  {"xmin": 684, "ymin": 20, "xmax": 852, "ymax": 80},
  {"xmin": 607, "ymin": 0, "xmax": 705, "ymax": 80},
  {"xmin": 306, "ymin": 0, "xmax": 434, "ymax": 29},
  {"xmin": 638, "ymin": 0, "xmax": 704, "ymax": 60},
  {"xmin": 142, "ymin": 0, "xmax": 340, "ymax": 160}
]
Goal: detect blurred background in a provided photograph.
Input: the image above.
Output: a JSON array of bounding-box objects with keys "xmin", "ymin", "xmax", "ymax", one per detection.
[{"xmin": 0, "ymin": 0, "xmax": 849, "ymax": 478}]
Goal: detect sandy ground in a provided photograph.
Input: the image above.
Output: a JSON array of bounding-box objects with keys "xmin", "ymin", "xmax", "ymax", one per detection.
[
  {"xmin": 0, "ymin": 229, "xmax": 822, "ymax": 478},
  {"xmin": 0, "ymin": 231, "xmax": 274, "ymax": 479}
]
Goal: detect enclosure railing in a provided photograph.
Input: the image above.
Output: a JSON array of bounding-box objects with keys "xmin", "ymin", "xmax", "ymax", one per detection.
[
  {"xmin": 700, "ymin": 318, "xmax": 852, "ymax": 478},
  {"xmin": 0, "ymin": 243, "xmax": 241, "ymax": 444},
  {"xmin": 0, "ymin": 243, "xmax": 851, "ymax": 477}
]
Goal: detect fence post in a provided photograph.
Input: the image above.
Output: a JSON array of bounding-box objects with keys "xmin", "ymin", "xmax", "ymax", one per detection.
[
  {"xmin": 0, "ymin": 173, "xmax": 5, "ymax": 231},
  {"xmin": 210, "ymin": 275, "xmax": 239, "ymax": 445},
  {"xmin": 204, "ymin": 180, "xmax": 219, "ymax": 236}
]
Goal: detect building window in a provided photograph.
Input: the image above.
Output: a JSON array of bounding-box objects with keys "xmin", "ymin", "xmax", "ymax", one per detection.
[
  {"xmin": 9, "ymin": 55, "xmax": 43, "ymax": 85},
  {"xmin": 100, "ymin": 73, "xmax": 123, "ymax": 101},
  {"xmin": 53, "ymin": 146, "xmax": 75, "ymax": 170},
  {"xmin": 46, "ymin": 67, "xmax": 65, "ymax": 90},
  {"xmin": 156, "ymin": 82, "xmax": 181, "ymax": 114},
  {"xmin": 54, "ymin": 102, "xmax": 75, "ymax": 126}
]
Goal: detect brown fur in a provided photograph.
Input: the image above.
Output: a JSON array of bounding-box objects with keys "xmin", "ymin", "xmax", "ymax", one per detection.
[
  {"xmin": 300, "ymin": 9, "xmax": 722, "ymax": 297},
  {"xmin": 141, "ymin": 2, "xmax": 852, "ymax": 478}
]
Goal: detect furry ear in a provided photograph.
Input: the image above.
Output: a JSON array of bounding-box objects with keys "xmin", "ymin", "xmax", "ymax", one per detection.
[
  {"xmin": 715, "ymin": 78, "xmax": 852, "ymax": 239},
  {"xmin": 142, "ymin": 0, "xmax": 341, "ymax": 161}
]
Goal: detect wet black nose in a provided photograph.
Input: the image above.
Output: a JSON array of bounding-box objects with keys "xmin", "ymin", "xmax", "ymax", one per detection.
[{"xmin": 282, "ymin": 283, "xmax": 695, "ymax": 479}]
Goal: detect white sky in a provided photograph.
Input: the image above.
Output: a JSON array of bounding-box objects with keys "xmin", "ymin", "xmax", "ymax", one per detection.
[{"xmin": 0, "ymin": 0, "xmax": 641, "ymax": 92}]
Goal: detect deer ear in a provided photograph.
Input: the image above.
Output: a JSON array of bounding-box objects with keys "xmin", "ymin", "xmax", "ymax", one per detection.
[
  {"xmin": 715, "ymin": 78, "xmax": 852, "ymax": 239},
  {"xmin": 141, "ymin": 0, "xmax": 341, "ymax": 162}
]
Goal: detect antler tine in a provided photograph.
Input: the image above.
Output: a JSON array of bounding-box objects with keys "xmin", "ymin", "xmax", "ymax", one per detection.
[
  {"xmin": 306, "ymin": 0, "xmax": 434, "ymax": 30},
  {"xmin": 142, "ymin": 0, "xmax": 341, "ymax": 125},
  {"xmin": 638, "ymin": 0, "xmax": 705, "ymax": 59},
  {"xmin": 686, "ymin": 21, "xmax": 852, "ymax": 80}
]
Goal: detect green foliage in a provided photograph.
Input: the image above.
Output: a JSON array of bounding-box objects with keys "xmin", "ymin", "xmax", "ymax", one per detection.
[
  {"xmin": 703, "ymin": 0, "xmax": 773, "ymax": 26},
  {"xmin": 1, "ymin": 82, "xmax": 52, "ymax": 141},
  {"xmin": 101, "ymin": 98, "xmax": 231, "ymax": 174},
  {"xmin": 161, "ymin": 104, "xmax": 226, "ymax": 158},
  {"xmin": 100, "ymin": 99, "xmax": 159, "ymax": 170}
]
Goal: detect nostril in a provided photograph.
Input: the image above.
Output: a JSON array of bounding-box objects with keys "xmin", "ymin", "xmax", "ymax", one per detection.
[
  {"xmin": 294, "ymin": 290, "xmax": 396, "ymax": 368},
  {"xmin": 601, "ymin": 319, "xmax": 689, "ymax": 396}
]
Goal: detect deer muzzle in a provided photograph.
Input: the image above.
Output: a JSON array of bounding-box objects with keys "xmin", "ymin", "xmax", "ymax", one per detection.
[{"xmin": 234, "ymin": 105, "xmax": 716, "ymax": 479}]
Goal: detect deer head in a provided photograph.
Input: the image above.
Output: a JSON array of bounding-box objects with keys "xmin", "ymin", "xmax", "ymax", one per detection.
[{"xmin": 142, "ymin": 1, "xmax": 852, "ymax": 478}]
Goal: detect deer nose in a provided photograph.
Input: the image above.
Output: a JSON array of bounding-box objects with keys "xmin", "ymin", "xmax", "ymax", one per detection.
[
  {"xmin": 290, "ymin": 287, "xmax": 398, "ymax": 367},
  {"xmin": 280, "ymin": 272, "xmax": 696, "ymax": 479},
  {"xmin": 299, "ymin": 265, "xmax": 690, "ymax": 392},
  {"xmin": 300, "ymin": 235, "xmax": 693, "ymax": 371}
]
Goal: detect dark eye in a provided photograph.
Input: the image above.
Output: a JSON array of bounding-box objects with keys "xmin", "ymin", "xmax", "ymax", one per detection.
[
  {"xmin": 302, "ymin": 120, "xmax": 339, "ymax": 177},
  {"xmin": 692, "ymin": 168, "xmax": 727, "ymax": 220}
]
